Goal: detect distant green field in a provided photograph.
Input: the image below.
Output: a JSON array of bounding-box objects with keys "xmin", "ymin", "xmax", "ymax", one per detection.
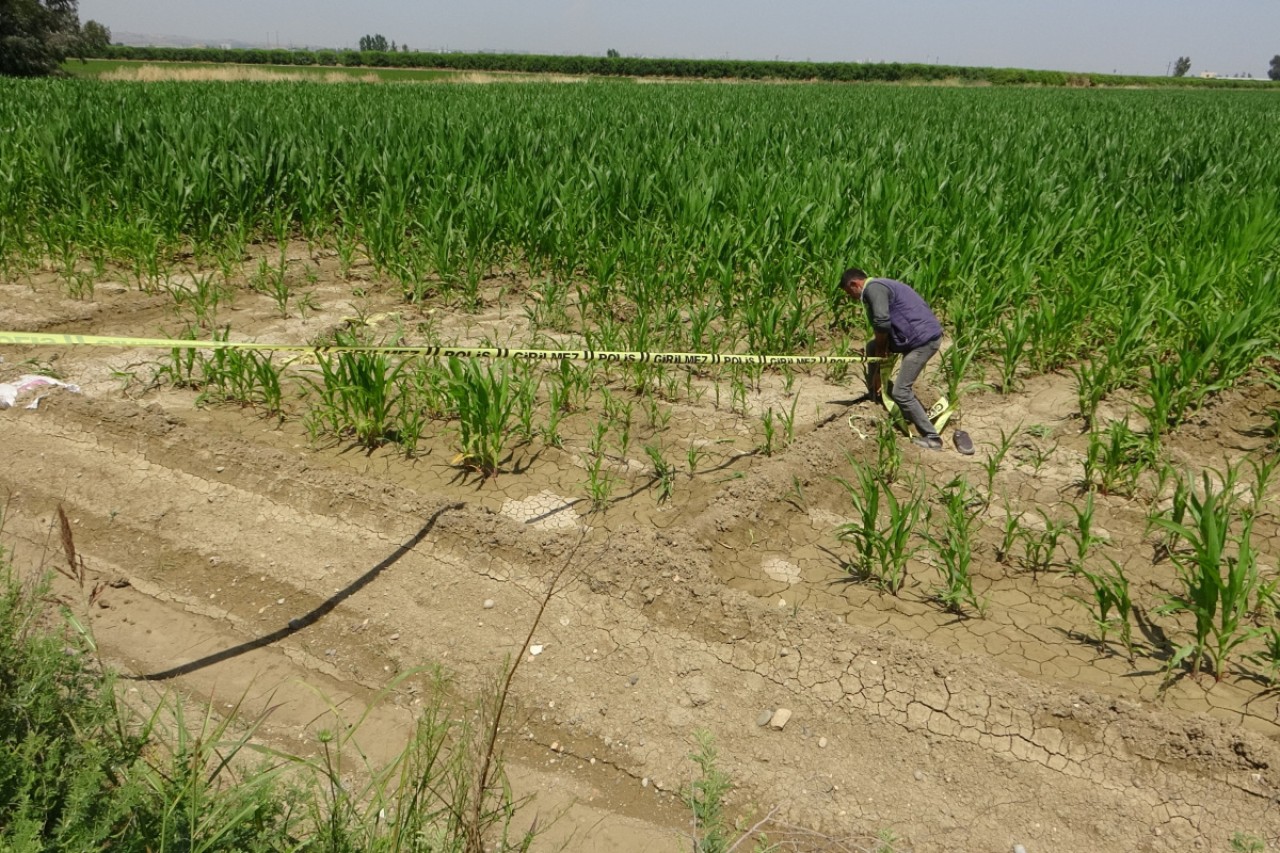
[{"xmin": 61, "ymin": 58, "xmax": 459, "ymax": 82}]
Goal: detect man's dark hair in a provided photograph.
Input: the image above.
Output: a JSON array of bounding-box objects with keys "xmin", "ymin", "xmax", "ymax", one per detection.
[{"xmin": 840, "ymin": 268, "xmax": 868, "ymax": 289}]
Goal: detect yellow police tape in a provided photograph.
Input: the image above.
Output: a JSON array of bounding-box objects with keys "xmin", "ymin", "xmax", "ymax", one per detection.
[{"xmin": 0, "ymin": 331, "xmax": 881, "ymax": 367}]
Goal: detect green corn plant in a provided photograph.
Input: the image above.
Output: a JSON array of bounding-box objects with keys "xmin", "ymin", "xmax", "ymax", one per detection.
[
  {"xmin": 1083, "ymin": 420, "xmax": 1158, "ymax": 497},
  {"xmin": 552, "ymin": 360, "xmax": 592, "ymax": 414},
  {"xmin": 879, "ymin": 478, "xmax": 929, "ymax": 590},
  {"xmin": 643, "ymin": 395, "xmax": 673, "ymax": 431},
  {"xmin": 446, "ymin": 356, "xmax": 516, "ymax": 477},
  {"xmin": 305, "ymin": 348, "xmax": 406, "ymax": 449},
  {"xmin": 250, "ymin": 250, "xmax": 292, "ymax": 318},
  {"xmin": 996, "ymin": 307, "xmax": 1033, "ymax": 393},
  {"xmin": 729, "ymin": 376, "xmax": 748, "ymax": 415},
  {"xmin": 1245, "ymin": 453, "xmax": 1279, "ymax": 522},
  {"xmin": 994, "ymin": 499, "xmax": 1024, "ymax": 565},
  {"xmin": 512, "ymin": 368, "xmax": 541, "ymax": 444},
  {"xmin": 542, "ymin": 400, "xmax": 565, "ymax": 449},
  {"xmin": 584, "ymin": 422, "xmax": 618, "ymax": 511},
  {"xmin": 644, "ymin": 443, "xmax": 676, "ymax": 504},
  {"xmin": 1246, "ymin": 627, "xmax": 1280, "ymax": 685},
  {"xmin": 980, "ymin": 423, "xmax": 1020, "ymax": 505},
  {"xmin": 785, "ymin": 475, "xmax": 808, "ymax": 512},
  {"xmin": 1265, "ymin": 407, "xmax": 1280, "ymax": 452},
  {"xmin": 760, "ymin": 408, "xmax": 777, "ymax": 457},
  {"xmin": 151, "ymin": 324, "xmax": 226, "ymax": 390},
  {"xmin": 167, "ymin": 271, "xmax": 230, "ymax": 330},
  {"xmin": 686, "ymin": 442, "xmax": 707, "ymax": 476},
  {"xmin": 601, "ymin": 390, "xmax": 634, "ymax": 457},
  {"xmin": 1070, "ymin": 359, "xmax": 1111, "ymax": 432},
  {"xmin": 778, "ymin": 394, "xmax": 799, "ymax": 446},
  {"xmin": 939, "ymin": 333, "xmax": 985, "ymax": 406},
  {"xmin": 1146, "ymin": 462, "xmax": 1193, "ymax": 566},
  {"xmin": 835, "ymin": 460, "xmax": 928, "ymax": 595},
  {"xmin": 203, "ymin": 349, "xmax": 286, "ymax": 421},
  {"xmin": 1067, "ymin": 491, "xmax": 1101, "ymax": 574},
  {"xmin": 875, "ymin": 416, "xmax": 903, "ymax": 484},
  {"xmin": 1070, "ymin": 557, "xmax": 1134, "ymax": 660},
  {"xmin": 1019, "ymin": 509, "xmax": 1067, "ymax": 580},
  {"xmin": 925, "ymin": 477, "xmax": 985, "ymax": 616},
  {"xmin": 1154, "ymin": 469, "xmax": 1261, "ymax": 682},
  {"xmin": 835, "ymin": 461, "xmax": 882, "ymax": 582}
]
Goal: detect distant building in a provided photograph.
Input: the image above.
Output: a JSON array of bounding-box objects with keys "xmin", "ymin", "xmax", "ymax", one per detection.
[{"xmin": 1199, "ymin": 71, "xmax": 1218, "ymax": 79}]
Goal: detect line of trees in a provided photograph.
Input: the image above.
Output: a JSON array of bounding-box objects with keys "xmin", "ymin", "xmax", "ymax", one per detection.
[
  {"xmin": 74, "ymin": 44, "xmax": 1280, "ymax": 88},
  {"xmin": 4, "ymin": 7, "xmax": 1278, "ymax": 87}
]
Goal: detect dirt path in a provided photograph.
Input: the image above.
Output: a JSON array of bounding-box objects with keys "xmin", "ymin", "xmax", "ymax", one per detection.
[{"xmin": 3, "ymin": 263, "xmax": 1280, "ymax": 852}]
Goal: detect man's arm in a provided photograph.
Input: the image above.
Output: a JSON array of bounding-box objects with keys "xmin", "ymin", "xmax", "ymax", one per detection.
[{"xmin": 862, "ymin": 281, "xmax": 893, "ymax": 389}]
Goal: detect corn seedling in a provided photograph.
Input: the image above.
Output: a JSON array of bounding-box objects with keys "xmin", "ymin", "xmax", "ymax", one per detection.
[
  {"xmin": 1070, "ymin": 557, "xmax": 1134, "ymax": 660},
  {"xmin": 785, "ymin": 475, "xmax": 808, "ymax": 512},
  {"xmin": 1154, "ymin": 469, "xmax": 1262, "ymax": 682},
  {"xmin": 1019, "ymin": 510, "xmax": 1067, "ymax": 580},
  {"xmin": 553, "ymin": 360, "xmax": 592, "ymax": 414},
  {"xmin": 513, "ymin": 368, "xmax": 541, "ymax": 444},
  {"xmin": 760, "ymin": 408, "xmax": 778, "ymax": 456},
  {"xmin": 584, "ymin": 422, "xmax": 618, "ymax": 511},
  {"xmin": 151, "ymin": 323, "xmax": 222, "ymax": 390},
  {"xmin": 1245, "ymin": 453, "xmax": 1279, "ymax": 522},
  {"xmin": 778, "ymin": 394, "xmax": 799, "ymax": 445},
  {"xmin": 687, "ymin": 443, "xmax": 707, "ymax": 476},
  {"xmin": 925, "ymin": 477, "xmax": 985, "ymax": 615},
  {"xmin": 200, "ymin": 348, "xmax": 286, "ymax": 421},
  {"xmin": 994, "ymin": 499, "xmax": 1024, "ymax": 565},
  {"xmin": 1070, "ymin": 359, "xmax": 1112, "ymax": 431},
  {"xmin": 249, "ymin": 249, "xmax": 293, "ymax": 318},
  {"xmin": 980, "ymin": 423, "xmax": 1019, "ymax": 504},
  {"xmin": 446, "ymin": 356, "xmax": 516, "ymax": 476},
  {"xmin": 996, "ymin": 308, "xmax": 1033, "ymax": 393},
  {"xmin": 305, "ymin": 348, "xmax": 406, "ymax": 449},
  {"xmin": 644, "ymin": 443, "xmax": 676, "ymax": 504},
  {"xmin": 940, "ymin": 334, "xmax": 984, "ymax": 405},
  {"xmin": 1246, "ymin": 627, "xmax": 1280, "ymax": 686},
  {"xmin": 835, "ymin": 459, "xmax": 928, "ymax": 595},
  {"xmin": 1068, "ymin": 491, "xmax": 1102, "ymax": 573},
  {"xmin": 643, "ymin": 395, "xmax": 673, "ymax": 431},
  {"xmin": 875, "ymin": 416, "xmax": 903, "ymax": 484},
  {"xmin": 167, "ymin": 271, "xmax": 230, "ymax": 330},
  {"xmin": 1083, "ymin": 420, "xmax": 1158, "ymax": 497}
]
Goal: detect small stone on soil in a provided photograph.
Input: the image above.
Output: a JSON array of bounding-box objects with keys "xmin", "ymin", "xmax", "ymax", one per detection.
[
  {"xmin": 756, "ymin": 709, "xmax": 774, "ymax": 727},
  {"xmin": 483, "ymin": 599, "xmax": 495, "ymax": 609},
  {"xmin": 768, "ymin": 708, "xmax": 792, "ymax": 730},
  {"xmin": 914, "ymin": 770, "xmax": 925, "ymax": 782},
  {"xmin": 818, "ymin": 737, "xmax": 828, "ymax": 748}
]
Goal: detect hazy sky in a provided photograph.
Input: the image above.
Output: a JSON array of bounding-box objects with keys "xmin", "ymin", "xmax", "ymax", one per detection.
[{"xmin": 77, "ymin": 0, "xmax": 1280, "ymax": 78}]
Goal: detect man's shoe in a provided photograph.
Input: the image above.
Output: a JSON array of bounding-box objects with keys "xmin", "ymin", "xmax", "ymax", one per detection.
[
  {"xmin": 912, "ymin": 435, "xmax": 943, "ymax": 451},
  {"xmin": 953, "ymin": 430, "xmax": 975, "ymax": 456}
]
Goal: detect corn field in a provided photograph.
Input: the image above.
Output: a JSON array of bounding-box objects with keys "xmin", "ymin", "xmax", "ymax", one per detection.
[{"xmin": 3, "ymin": 76, "xmax": 1280, "ymax": 693}]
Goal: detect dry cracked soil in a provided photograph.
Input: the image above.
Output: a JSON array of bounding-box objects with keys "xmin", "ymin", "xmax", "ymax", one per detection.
[{"xmin": 3, "ymin": 251, "xmax": 1280, "ymax": 852}]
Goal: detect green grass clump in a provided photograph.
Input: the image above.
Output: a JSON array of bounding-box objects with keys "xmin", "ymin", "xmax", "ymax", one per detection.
[
  {"xmin": 0, "ymin": 542, "xmax": 535, "ymax": 851},
  {"xmin": 0, "ymin": 563, "xmax": 146, "ymax": 849}
]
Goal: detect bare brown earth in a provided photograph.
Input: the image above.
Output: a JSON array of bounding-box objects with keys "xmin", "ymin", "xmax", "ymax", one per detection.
[{"xmin": 3, "ymin": 247, "xmax": 1280, "ymax": 852}]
